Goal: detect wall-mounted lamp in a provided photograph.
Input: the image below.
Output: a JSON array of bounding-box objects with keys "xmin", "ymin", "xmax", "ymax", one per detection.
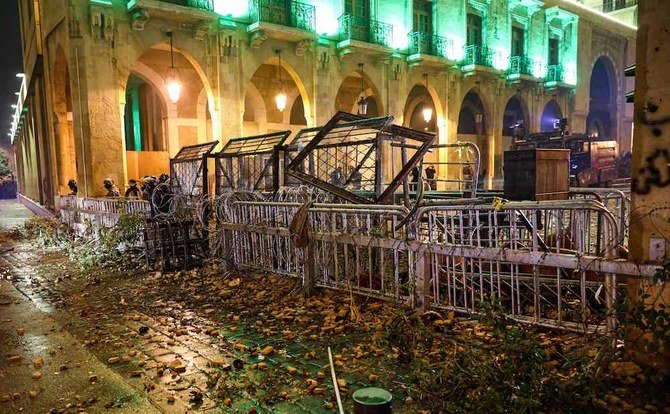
[
  {"xmin": 422, "ymin": 73, "xmax": 433, "ymax": 123},
  {"xmin": 357, "ymin": 63, "xmax": 368, "ymax": 116},
  {"xmin": 275, "ymin": 50, "xmax": 287, "ymax": 112},
  {"xmin": 166, "ymin": 32, "xmax": 182, "ymax": 104}
]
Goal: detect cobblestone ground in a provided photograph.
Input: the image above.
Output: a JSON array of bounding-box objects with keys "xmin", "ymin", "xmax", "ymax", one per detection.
[{"xmin": 0, "ymin": 233, "xmax": 432, "ymax": 413}]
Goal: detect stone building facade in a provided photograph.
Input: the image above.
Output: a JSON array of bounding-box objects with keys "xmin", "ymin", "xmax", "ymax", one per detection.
[{"xmin": 12, "ymin": 0, "xmax": 636, "ymax": 203}]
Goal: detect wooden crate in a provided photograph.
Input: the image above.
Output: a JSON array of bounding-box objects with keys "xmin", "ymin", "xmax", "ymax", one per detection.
[{"xmin": 503, "ymin": 149, "xmax": 570, "ymax": 201}]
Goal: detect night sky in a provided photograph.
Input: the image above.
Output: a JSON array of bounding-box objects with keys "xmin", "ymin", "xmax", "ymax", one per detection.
[{"xmin": 0, "ymin": 1, "xmax": 23, "ymax": 151}]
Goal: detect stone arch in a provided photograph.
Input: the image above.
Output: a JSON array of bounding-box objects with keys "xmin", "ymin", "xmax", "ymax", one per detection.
[
  {"xmin": 335, "ymin": 69, "xmax": 385, "ymax": 117},
  {"xmin": 540, "ymin": 99, "xmax": 563, "ymax": 132},
  {"xmin": 52, "ymin": 44, "xmax": 78, "ymax": 195},
  {"xmin": 243, "ymin": 57, "xmax": 311, "ymax": 135},
  {"xmin": 120, "ymin": 42, "xmax": 219, "ymax": 148},
  {"xmin": 501, "ymin": 94, "xmax": 529, "ymax": 137},
  {"xmin": 587, "ymin": 55, "xmax": 618, "ymax": 139}
]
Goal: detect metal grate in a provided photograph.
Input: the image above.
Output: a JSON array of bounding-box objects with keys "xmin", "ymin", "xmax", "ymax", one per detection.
[
  {"xmin": 214, "ymin": 131, "xmax": 291, "ymax": 194},
  {"xmin": 170, "ymin": 141, "xmax": 218, "ymax": 207},
  {"xmin": 285, "ymin": 112, "xmax": 435, "ymax": 204}
]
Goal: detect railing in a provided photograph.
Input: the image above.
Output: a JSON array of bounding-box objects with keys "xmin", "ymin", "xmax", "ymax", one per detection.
[
  {"xmin": 602, "ymin": 0, "xmax": 637, "ymax": 12},
  {"xmin": 56, "ymin": 196, "xmax": 150, "ymax": 237},
  {"xmin": 545, "ymin": 64, "xmax": 565, "ymax": 83},
  {"xmin": 338, "ymin": 14, "xmax": 392, "ymax": 47},
  {"xmin": 462, "ymin": 44, "xmax": 495, "ymax": 68},
  {"xmin": 408, "ymin": 31, "xmax": 453, "ymax": 59},
  {"xmin": 569, "ymin": 188, "xmax": 630, "ymax": 246},
  {"xmin": 507, "ymin": 55, "xmax": 533, "ymax": 76},
  {"xmin": 216, "ymin": 198, "xmax": 658, "ymax": 333},
  {"xmin": 151, "ymin": 0, "xmax": 214, "ymax": 11},
  {"xmin": 249, "ymin": 0, "xmax": 316, "ymax": 32}
]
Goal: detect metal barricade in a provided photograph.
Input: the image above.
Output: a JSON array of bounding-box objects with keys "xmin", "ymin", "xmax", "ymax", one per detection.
[
  {"xmin": 55, "ymin": 196, "xmax": 150, "ymax": 236},
  {"xmin": 413, "ymin": 200, "xmax": 621, "ymax": 332},
  {"xmin": 570, "ymin": 188, "xmax": 630, "ymax": 246}
]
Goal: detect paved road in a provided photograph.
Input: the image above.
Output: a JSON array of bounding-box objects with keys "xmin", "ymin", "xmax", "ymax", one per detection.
[
  {"xmin": 0, "ymin": 199, "xmax": 34, "ymax": 229},
  {"xmin": 0, "ymin": 199, "xmax": 161, "ymax": 413}
]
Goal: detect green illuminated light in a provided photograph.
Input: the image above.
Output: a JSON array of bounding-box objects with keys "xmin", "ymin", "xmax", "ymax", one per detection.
[
  {"xmin": 564, "ymin": 64, "xmax": 577, "ymax": 85},
  {"xmin": 312, "ymin": 0, "xmax": 339, "ymax": 36},
  {"xmin": 492, "ymin": 48, "xmax": 510, "ymax": 71},
  {"xmin": 447, "ymin": 37, "xmax": 464, "ymax": 61},
  {"xmin": 213, "ymin": 0, "xmax": 249, "ymax": 19}
]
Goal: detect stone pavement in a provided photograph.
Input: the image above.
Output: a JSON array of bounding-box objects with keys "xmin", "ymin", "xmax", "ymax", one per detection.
[
  {"xmin": 0, "ymin": 199, "xmax": 34, "ymax": 229},
  {"xmin": 0, "ymin": 200, "xmax": 161, "ymax": 413}
]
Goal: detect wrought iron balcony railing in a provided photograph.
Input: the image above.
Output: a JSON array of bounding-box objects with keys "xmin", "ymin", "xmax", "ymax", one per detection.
[
  {"xmin": 338, "ymin": 14, "xmax": 392, "ymax": 47},
  {"xmin": 545, "ymin": 64, "xmax": 565, "ymax": 83},
  {"xmin": 462, "ymin": 44, "xmax": 495, "ymax": 68},
  {"xmin": 249, "ymin": 0, "xmax": 316, "ymax": 32},
  {"xmin": 154, "ymin": 0, "xmax": 214, "ymax": 11},
  {"xmin": 602, "ymin": 0, "xmax": 637, "ymax": 12},
  {"xmin": 507, "ymin": 55, "xmax": 533, "ymax": 76},
  {"xmin": 408, "ymin": 31, "xmax": 454, "ymax": 59}
]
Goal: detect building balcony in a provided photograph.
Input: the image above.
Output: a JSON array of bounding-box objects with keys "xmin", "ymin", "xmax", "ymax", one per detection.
[
  {"xmin": 545, "ymin": 64, "xmax": 564, "ymax": 82},
  {"xmin": 506, "ymin": 55, "xmax": 541, "ymax": 82},
  {"xmin": 407, "ymin": 31, "xmax": 457, "ymax": 67},
  {"xmin": 461, "ymin": 45, "xmax": 499, "ymax": 74},
  {"xmin": 249, "ymin": 0, "xmax": 316, "ymax": 32},
  {"xmin": 247, "ymin": 0, "xmax": 317, "ymax": 43},
  {"xmin": 159, "ymin": 0, "xmax": 213, "ymax": 10},
  {"xmin": 337, "ymin": 14, "xmax": 393, "ymax": 55},
  {"xmin": 126, "ymin": 0, "xmax": 217, "ymax": 31},
  {"xmin": 603, "ymin": 0, "xmax": 637, "ymax": 12}
]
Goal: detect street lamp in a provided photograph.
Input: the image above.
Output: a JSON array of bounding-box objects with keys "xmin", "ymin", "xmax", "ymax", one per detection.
[
  {"xmin": 166, "ymin": 32, "xmax": 182, "ymax": 104},
  {"xmin": 356, "ymin": 63, "xmax": 368, "ymax": 116},
  {"xmin": 422, "ymin": 73, "xmax": 433, "ymax": 123},
  {"xmin": 274, "ymin": 50, "xmax": 287, "ymax": 112}
]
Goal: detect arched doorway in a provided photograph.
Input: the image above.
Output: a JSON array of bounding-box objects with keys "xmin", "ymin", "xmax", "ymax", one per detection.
[
  {"xmin": 243, "ymin": 61, "xmax": 309, "ymax": 135},
  {"xmin": 587, "ymin": 56, "xmax": 616, "ymax": 139},
  {"xmin": 334, "ymin": 70, "xmax": 382, "ymax": 117},
  {"xmin": 457, "ymin": 90, "xmax": 488, "ymax": 187},
  {"xmin": 53, "ymin": 46, "xmax": 78, "ymax": 195},
  {"xmin": 122, "ymin": 43, "xmax": 215, "ymax": 181},
  {"xmin": 540, "ymin": 99, "xmax": 562, "ymax": 132},
  {"xmin": 502, "ymin": 95, "xmax": 529, "ymax": 138},
  {"xmin": 403, "ymin": 84, "xmax": 438, "ymax": 185}
]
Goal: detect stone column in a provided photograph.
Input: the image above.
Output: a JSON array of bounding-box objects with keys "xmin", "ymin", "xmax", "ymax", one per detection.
[
  {"xmin": 627, "ymin": 0, "xmax": 670, "ymax": 370},
  {"xmin": 71, "ymin": 37, "xmax": 126, "ymax": 197}
]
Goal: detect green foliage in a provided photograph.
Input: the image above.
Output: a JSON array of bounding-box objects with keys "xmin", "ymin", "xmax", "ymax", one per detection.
[
  {"xmin": 390, "ymin": 302, "xmax": 607, "ymax": 413},
  {"xmin": 0, "ymin": 149, "xmax": 10, "ymax": 177},
  {"xmin": 22, "ymin": 216, "xmax": 72, "ymax": 247},
  {"xmin": 620, "ymin": 257, "xmax": 670, "ymax": 357},
  {"xmin": 99, "ymin": 212, "xmax": 145, "ymax": 252}
]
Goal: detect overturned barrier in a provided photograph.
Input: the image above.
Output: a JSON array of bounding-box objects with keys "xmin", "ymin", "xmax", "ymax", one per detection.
[{"xmin": 217, "ymin": 198, "xmax": 657, "ymax": 333}]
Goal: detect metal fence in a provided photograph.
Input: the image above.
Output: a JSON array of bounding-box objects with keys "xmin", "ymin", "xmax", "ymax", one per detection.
[
  {"xmin": 56, "ymin": 196, "xmax": 150, "ymax": 236},
  {"xmin": 217, "ymin": 197, "xmax": 657, "ymax": 333}
]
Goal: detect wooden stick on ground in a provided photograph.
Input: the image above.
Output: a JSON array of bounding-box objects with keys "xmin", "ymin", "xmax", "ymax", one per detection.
[{"xmin": 328, "ymin": 346, "xmax": 345, "ymax": 414}]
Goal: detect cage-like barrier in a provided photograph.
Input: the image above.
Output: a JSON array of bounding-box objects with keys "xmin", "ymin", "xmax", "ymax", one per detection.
[
  {"xmin": 169, "ymin": 141, "xmax": 218, "ymax": 211},
  {"xmin": 285, "ymin": 112, "xmax": 436, "ymax": 204},
  {"xmin": 213, "ymin": 130, "xmax": 291, "ymax": 195}
]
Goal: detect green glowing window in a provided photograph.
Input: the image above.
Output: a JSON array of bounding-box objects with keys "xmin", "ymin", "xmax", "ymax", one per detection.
[
  {"xmin": 413, "ymin": 0, "xmax": 433, "ymax": 33},
  {"xmin": 511, "ymin": 25, "xmax": 524, "ymax": 57},
  {"xmin": 548, "ymin": 36, "xmax": 559, "ymax": 65},
  {"xmin": 344, "ymin": 0, "xmax": 369, "ymax": 18},
  {"xmin": 466, "ymin": 13, "xmax": 482, "ymax": 47}
]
